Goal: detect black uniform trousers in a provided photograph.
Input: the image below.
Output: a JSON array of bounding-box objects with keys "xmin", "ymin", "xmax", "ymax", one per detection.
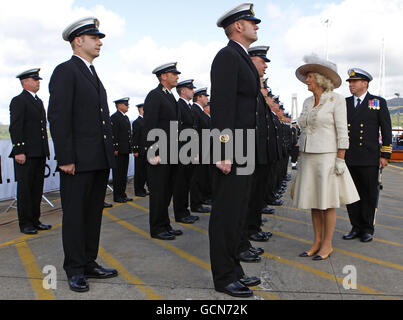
[
  {"xmin": 238, "ymin": 164, "xmax": 268, "ymax": 254},
  {"xmin": 209, "ymin": 165, "xmax": 254, "ymax": 289},
  {"xmin": 112, "ymin": 153, "xmax": 129, "ymax": 200},
  {"xmin": 290, "ymin": 146, "xmax": 299, "ymax": 163},
  {"xmin": 346, "ymin": 166, "xmax": 379, "ymax": 235},
  {"xmin": 173, "ymin": 163, "xmax": 194, "ymax": 220},
  {"xmin": 147, "ymin": 163, "xmax": 177, "ymax": 236},
  {"xmin": 134, "ymin": 154, "xmax": 148, "ymax": 194},
  {"xmin": 190, "ymin": 164, "xmax": 208, "ymax": 209},
  {"xmin": 14, "ymin": 157, "xmax": 46, "ymax": 231},
  {"xmin": 60, "ymin": 169, "xmax": 109, "ymax": 277},
  {"xmin": 265, "ymin": 161, "xmax": 279, "ymax": 203}
]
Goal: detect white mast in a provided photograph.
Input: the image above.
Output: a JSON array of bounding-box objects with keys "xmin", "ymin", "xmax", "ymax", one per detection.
[{"xmin": 378, "ymin": 38, "xmax": 386, "ymax": 97}]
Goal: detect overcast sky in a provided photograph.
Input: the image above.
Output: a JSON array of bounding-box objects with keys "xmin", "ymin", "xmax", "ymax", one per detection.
[{"xmin": 0, "ymin": 0, "xmax": 402, "ymax": 124}]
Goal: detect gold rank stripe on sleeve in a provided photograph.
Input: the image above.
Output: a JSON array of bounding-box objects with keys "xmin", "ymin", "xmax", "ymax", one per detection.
[{"xmin": 381, "ymin": 146, "xmax": 393, "ymax": 153}]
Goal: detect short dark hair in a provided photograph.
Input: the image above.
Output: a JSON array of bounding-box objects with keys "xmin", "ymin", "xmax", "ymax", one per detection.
[{"xmin": 224, "ymin": 24, "xmax": 235, "ymax": 38}]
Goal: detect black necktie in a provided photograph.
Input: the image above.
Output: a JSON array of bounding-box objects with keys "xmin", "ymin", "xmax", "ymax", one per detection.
[
  {"xmin": 90, "ymin": 65, "xmax": 100, "ymax": 86},
  {"xmin": 35, "ymin": 95, "xmax": 39, "ymax": 100},
  {"xmin": 356, "ymin": 98, "xmax": 361, "ymax": 108}
]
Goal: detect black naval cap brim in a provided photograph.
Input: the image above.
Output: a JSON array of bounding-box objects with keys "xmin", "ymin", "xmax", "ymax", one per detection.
[
  {"xmin": 177, "ymin": 80, "xmax": 196, "ymax": 89},
  {"xmin": 68, "ymin": 26, "xmax": 105, "ymax": 42},
  {"xmin": 16, "ymin": 69, "xmax": 43, "ymax": 81},
  {"xmin": 221, "ymin": 13, "xmax": 261, "ymax": 29}
]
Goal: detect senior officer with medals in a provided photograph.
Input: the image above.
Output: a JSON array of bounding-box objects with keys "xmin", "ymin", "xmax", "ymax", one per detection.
[
  {"xmin": 132, "ymin": 103, "xmax": 149, "ymax": 197},
  {"xmin": 343, "ymin": 68, "xmax": 392, "ymax": 243},
  {"xmin": 9, "ymin": 69, "xmax": 51, "ymax": 235},
  {"xmin": 144, "ymin": 62, "xmax": 183, "ymax": 241},
  {"xmin": 111, "ymin": 97, "xmax": 133, "ymax": 203},
  {"xmin": 48, "ymin": 17, "xmax": 118, "ymax": 292},
  {"xmin": 173, "ymin": 79, "xmax": 201, "ymax": 224},
  {"xmin": 209, "ymin": 3, "xmax": 262, "ymax": 298}
]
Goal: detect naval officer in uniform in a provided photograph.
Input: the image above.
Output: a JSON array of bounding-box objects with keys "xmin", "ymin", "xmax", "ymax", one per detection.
[
  {"xmin": 9, "ymin": 69, "xmax": 51, "ymax": 235},
  {"xmin": 144, "ymin": 62, "xmax": 183, "ymax": 240},
  {"xmin": 191, "ymin": 88, "xmax": 213, "ymax": 206},
  {"xmin": 173, "ymin": 79, "xmax": 202, "ymax": 224},
  {"xmin": 132, "ymin": 103, "xmax": 149, "ymax": 197},
  {"xmin": 343, "ymin": 68, "xmax": 392, "ymax": 243},
  {"xmin": 111, "ymin": 97, "xmax": 133, "ymax": 203},
  {"xmin": 48, "ymin": 17, "xmax": 118, "ymax": 292},
  {"xmin": 209, "ymin": 3, "xmax": 262, "ymax": 298}
]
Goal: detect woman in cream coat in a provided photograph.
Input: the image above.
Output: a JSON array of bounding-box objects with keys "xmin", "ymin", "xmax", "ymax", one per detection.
[{"xmin": 292, "ymin": 55, "xmax": 360, "ymax": 260}]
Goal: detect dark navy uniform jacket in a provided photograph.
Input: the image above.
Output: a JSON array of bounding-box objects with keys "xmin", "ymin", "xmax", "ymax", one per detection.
[
  {"xmin": 345, "ymin": 92, "xmax": 392, "ymax": 166},
  {"xmin": 143, "ymin": 83, "xmax": 180, "ymax": 163},
  {"xmin": 210, "ymin": 40, "xmax": 260, "ymax": 164},
  {"xmin": 111, "ymin": 111, "xmax": 132, "ymax": 154},
  {"xmin": 132, "ymin": 116, "xmax": 146, "ymax": 156},
  {"xmin": 9, "ymin": 90, "xmax": 50, "ymax": 159},
  {"xmin": 48, "ymin": 55, "xmax": 115, "ymax": 172}
]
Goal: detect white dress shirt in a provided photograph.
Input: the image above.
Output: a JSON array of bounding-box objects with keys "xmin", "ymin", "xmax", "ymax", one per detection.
[
  {"xmin": 232, "ymin": 40, "xmax": 248, "ymax": 55},
  {"xmin": 354, "ymin": 92, "xmax": 368, "ymax": 107},
  {"xmin": 74, "ymin": 54, "xmax": 94, "ymax": 75}
]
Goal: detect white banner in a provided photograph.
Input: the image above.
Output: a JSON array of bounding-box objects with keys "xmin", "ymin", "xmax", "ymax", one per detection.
[{"xmin": 0, "ymin": 139, "xmax": 135, "ymax": 201}]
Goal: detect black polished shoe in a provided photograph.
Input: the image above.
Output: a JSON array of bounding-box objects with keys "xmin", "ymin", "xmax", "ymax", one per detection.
[
  {"xmin": 360, "ymin": 233, "xmax": 373, "ymax": 243},
  {"xmin": 168, "ymin": 229, "xmax": 183, "ymax": 236},
  {"xmin": 191, "ymin": 205, "xmax": 210, "ymax": 213},
  {"xmin": 35, "ymin": 223, "xmax": 52, "ymax": 231},
  {"xmin": 176, "ymin": 216, "xmax": 198, "ymax": 224},
  {"xmin": 342, "ymin": 231, "xmax": 360, "ymax": 240},
  {"xmin": 21, "ymin": 226, "xmax": 38, "ymax": 235},
  {"xmin": 114, "ymin": 198, "xmax": 127, "ymax": 203},
  {"xmin": 152, "ymin": 231, "xmax": 176, "ymax": 240},
  {"xmin": 262, "ymin": 206, "xmax": 275, "ymax": 215},
  {"xmin": 239, "ymin": 250, "xmax": 261, "ymax": 263},
  {"xmin": 249, "ymin": 247, "xmax": 264, "ymax": 256},
  {"xmin": 262, "ymin": 231, "xmax": 273, "ymax": 238},
  {"xmin": 103, "ymin": 202, "xmax": 113, "ymax": 208},
  {"xmin": 249, "ymin": 232, "xmax": 269, "ymax": 242},
  {"xmin": 85, "ymin": 266, "xmax": 118, "ymax": 279},
  {"xmin": 216, "ymin": 281, "xmax": 253, "ymax": 298},
  {"xmin": 135, "ymin": 192, "xmax": 147, "ymax": 197},
  {"xmin": 124, "ymin": 197, "xmax": 133, "ymax": 202},
  {"xmin": 267, "ymin": 199, "xmax": 283, "ymax": 206},
  {"xmin": 239, "ymin": 276, "xmax": 261, "ymax": 287},
  {"xmin": 203, "ymin": 199, "xmax": 213, "ymax": 206},
  {"xmin": 68, "ymin": 275, "xmax": 89, "ymax": 292}
]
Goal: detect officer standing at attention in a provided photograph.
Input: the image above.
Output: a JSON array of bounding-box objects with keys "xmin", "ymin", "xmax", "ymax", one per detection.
[
  {"xmin": 111, "ymin": 97, "xmax": 133, "ymax": 203},
  {"xmin": 173, "ymin": 79, "xmax": 201, "ymax": 224},
  {"xmin": 132, "ymin": 103, "xmax": 149, "ymax": 197},
  {"xmin": 144, "ymin": 62, "xmax": 183, "ymax": 240},
  {"xmin": 237, "ymin": 46, "xmax": 274, "ymax": 265},
  {"xmin": 48, "ymin": 17, "xmax": 118, "ymax": 292},
  {"xmin": 9, "ymin": 69, "xmax": 51, "ymax": 235},
  {"xmin": 191, "ymin": 88, "xmax": 213, "ymax": 206},
  {"xmin": 209, "ymin": 3, "xmax": 262, "ymax": 298},
  {"xmin": 343, "ymin": 68, "xmax": 392, "ymax": 243}
]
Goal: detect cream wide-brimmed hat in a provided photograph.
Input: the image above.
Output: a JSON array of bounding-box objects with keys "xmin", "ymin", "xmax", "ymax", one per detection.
[{"xmin": 295, "ymin": 54, "xmax": 342, "ymax": 89}]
